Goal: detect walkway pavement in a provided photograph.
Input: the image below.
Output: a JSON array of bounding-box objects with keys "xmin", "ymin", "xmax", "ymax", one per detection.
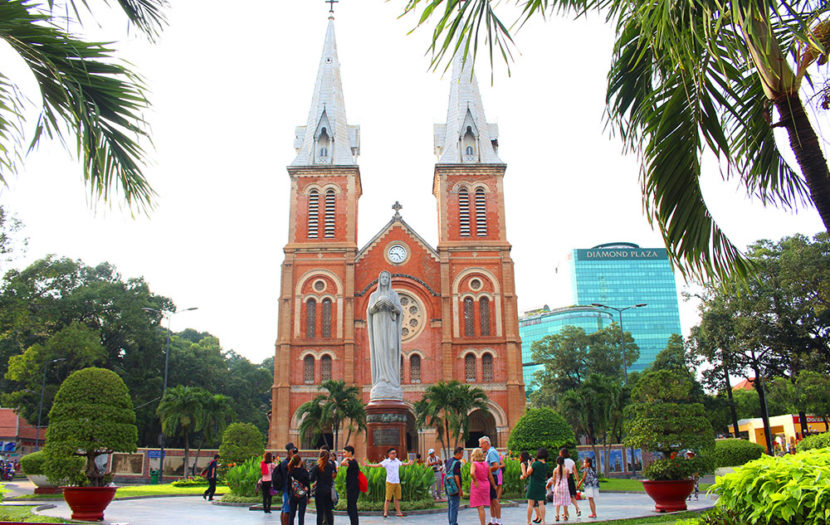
[{"xmin": 31, "ymin": 493, "xmax": 716, "ymax": 524}]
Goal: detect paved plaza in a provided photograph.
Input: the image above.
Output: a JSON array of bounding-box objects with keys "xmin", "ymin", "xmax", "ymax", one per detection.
[{"xmin": 28, "ymin": 492, "xmax": 715, "ymax": 524}]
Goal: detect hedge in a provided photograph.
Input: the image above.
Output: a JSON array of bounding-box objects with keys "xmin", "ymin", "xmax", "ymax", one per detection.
[
  {"xmin": 799, "ymin": 432, "xmax": 830, "ymax": 452},
  {"xmin": 219, "ymin": 423, "xmax": 264, "ymax": 466},
  {"xmin": 706, "ymin": 439, "xmax": 765, "ymax": 469},
  {"xmin": 506, "ymin": 407, "xmax": 575, "ymax": 457}
]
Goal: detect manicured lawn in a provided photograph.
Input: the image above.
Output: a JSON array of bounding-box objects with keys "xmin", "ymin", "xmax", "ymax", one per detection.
[
  {"xmin": 591, "ymin": 511, "xmax": 700, "ymax": 524},
  {"xmin": 0, "ymin": 504, "xmax": 80, "ymax": 523},
  {"xmin": 599, "ymin": 479, "xmax": 712, "ymax": 493},
  {"xmin": 7, "ymin": 483, "xmax": 226, "ymax": 501}
]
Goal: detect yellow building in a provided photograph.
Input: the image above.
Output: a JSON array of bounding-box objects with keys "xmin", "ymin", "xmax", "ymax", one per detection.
[{"xmin": 730, "ymin": 414, "xmax": 827, "ymax": 451}]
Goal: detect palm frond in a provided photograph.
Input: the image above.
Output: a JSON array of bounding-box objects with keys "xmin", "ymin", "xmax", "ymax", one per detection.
[{"xmin": 0, "ymin": 73, "xmax": 25, "ymax": 180}]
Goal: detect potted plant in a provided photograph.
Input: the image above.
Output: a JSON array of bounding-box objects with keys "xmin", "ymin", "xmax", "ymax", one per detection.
[
  {"xmin": 43, "ymin": 367, "xmax": 138, "ymax": 521},
  {"xmin": 624, "ymin": 369, "xmax": 714, "ymax": 512}
]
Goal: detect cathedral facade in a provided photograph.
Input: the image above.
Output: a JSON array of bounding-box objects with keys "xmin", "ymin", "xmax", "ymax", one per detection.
[{"xmin": 269, "ymin": 20, "xmax": 525, "ymax": 454}]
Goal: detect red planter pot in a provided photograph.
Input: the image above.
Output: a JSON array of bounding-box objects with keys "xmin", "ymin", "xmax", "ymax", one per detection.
[
  {"xmin": 641, "ymin": 479, "xmax": 695, "ymax": 512},
  {"xmin": 61, "ymin": 486, "xmax": 117, "ymax": 521}
]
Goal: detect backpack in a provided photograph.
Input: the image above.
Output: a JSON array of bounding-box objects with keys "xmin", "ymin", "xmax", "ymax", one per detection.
[
  {"xmin": 443, "ymin": 459, "xmax": 459, "ymax": 496},
  {"xmin": 271, "ymin": 461, "xmax": 286, "ymax": 494},
  {"xmin": 291, "ymin": 477, "xmax": 307, "ymax": 499}
]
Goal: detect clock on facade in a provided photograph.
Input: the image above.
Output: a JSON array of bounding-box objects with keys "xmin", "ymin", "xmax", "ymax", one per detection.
[{"xmin": 387, "ymin": 244, "xmax": 408, "ymax": 264}]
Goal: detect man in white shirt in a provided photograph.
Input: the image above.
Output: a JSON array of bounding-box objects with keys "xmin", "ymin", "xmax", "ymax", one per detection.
[
  {"xmin": 559, "ymin": 447, "xmax": 581, "ymax": 517},
  {"xmin": 427, "ymin": 448, "xmax": 443, "ymax": 499},
  {"xmin": 366, "ymin": 448, "xmax": 414, "ymax": 518}
]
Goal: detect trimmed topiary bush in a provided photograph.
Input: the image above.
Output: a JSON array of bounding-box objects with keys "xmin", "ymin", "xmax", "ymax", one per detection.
[
  {"xmin": 43, "ymin": 367, "xmax": 138, "ymax": 487},
  {"xmin": 218, "ymin": 422, "xmax": 264, "ymax": 466},
  {"xmin": 625, "ymin": 369, "xmax": 714, "ymax": 481},
  {"xmin": 705, "ymin": 439, "xmax": 765, "ymax": 468},
  {"xmin": 20, "ymin": 451, "xmax": 47, "ymax": 475},
  {"xmin": 799, "ymin": 431, "xmax": 830, "ymax": 451},
  {"xmin": 711, "ymin": 448, "xmax": 830, "ymax": 524},
  {"xmin": 507, "ymin": 407, "xmax": 576, "ymax": 458}
]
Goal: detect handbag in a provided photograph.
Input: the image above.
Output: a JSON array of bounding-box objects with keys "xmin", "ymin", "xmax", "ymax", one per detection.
[
  {"xmin": 291, "ymin": 478, "xmax": 307, "ymax": 499},
  {"xmin": 256, "ymin": 477, "xmax": 262, "ymax": 494},
  {"xmin": 357, "ymin": 471, "xmax": 369, "ymax": 493},
  {"xmin": 331, "ymin": 484, "xmax": 339, "ymax": 505}
]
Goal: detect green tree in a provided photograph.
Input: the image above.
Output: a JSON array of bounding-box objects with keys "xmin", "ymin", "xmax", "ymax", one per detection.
[
  {"xmin": 219, "ymin": 422, "xmax": 264, "ymax": 466},
  {"xmin": 156, "ymin": 385, "xmax": 208, "ymax": 475},
  {"xmin": 318, "ymin": 380, "xmax": 365, "ymax": 451},
  {"xmin": 402, "ymin": 0, "xmax": 830, "ymax": 280},
  {"xmin": 296, "ymin": 396, "xmax": 331, "ymax": 449},
  {"xmin": 795, "ymin": 370, "xmax": 830, "ymax": 430},
  {"xmin": 43, "ymin": 367, "xmax": 137, "ymax": 487},
  {"xmin": 414, "ymin": 380, "xmax": 490, "ymax": 459},
  {"xmin": 0, "ymin": 0, "xmax": 168, "ymax": 209},
  {"xmin": 189, "ymin": 393, "xmax": 232, "ymax": 476},
  {"xmin": 0, "ymin": 205, "xmax": 26, "ymax": 272},
  {"xmin": 506, "ymin": 407, "xmax": 576, "ymax": 458}
]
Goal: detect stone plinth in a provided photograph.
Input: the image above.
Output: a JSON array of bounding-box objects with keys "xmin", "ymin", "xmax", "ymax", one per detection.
[{"xmin": 365, "ymin": 400, "xmax": 408, "ymax": 462}]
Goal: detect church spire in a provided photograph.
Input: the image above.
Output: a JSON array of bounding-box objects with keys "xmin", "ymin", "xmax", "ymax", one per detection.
[
  {"xmin": 292, "ymin": 19, "xmax": 360, "ymax": 166},
  {"xmin": 434, "ymin": 52, "xmax": 501, "ymax": 164}
]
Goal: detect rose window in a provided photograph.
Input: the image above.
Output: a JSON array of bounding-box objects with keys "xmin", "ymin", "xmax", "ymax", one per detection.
[{"xmin": 398, "ymin": 292, "xmax": 425, "ymax": 341}]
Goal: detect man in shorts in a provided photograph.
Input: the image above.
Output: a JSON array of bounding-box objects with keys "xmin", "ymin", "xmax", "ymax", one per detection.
[
  {"xmin": 559, "ymin": 447, "xmax": 581, "ymax": 517},
  {"xmin": 280, "ymin": 442, "xmax": 298, "ymax": 525},
  {"xmin": 479, "ymin": 436, "xmax": 502, "ymax": 525},
  {"xmin": 366, "ymin": 448, "xmax": 414, "ymax": 518}
]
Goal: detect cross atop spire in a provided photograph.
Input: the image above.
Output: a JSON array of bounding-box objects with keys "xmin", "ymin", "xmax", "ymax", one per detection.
[
  {"xmin": 292, "ymin": 19, "xmax": 360, "ymax": 166},
  {"xmin": 433, "ymin": 52, "xmax": 502, "ymax": 164},
  {"xmin": 392, "ymin": 201, "xmax": 403, "ymax": 219},
  {"xmin": 326, "ymin": 0, "xmax": 338, "ymax": 19}
]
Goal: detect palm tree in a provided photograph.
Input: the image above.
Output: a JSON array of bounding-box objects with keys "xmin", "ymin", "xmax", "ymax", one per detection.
[
  {"xmin": 156, "ymin": 385, "xmax": 207, "ymax": 476},
  {"xmin": 296, "ymin": 395, "xmax": 331, "ymax": 449},
  {"xmin": 317, "ymin": 380, "xmax": 366, "ymax": 451},
  {"xmin": 341, "ymin": 396, "xmax": 367, "ymax": 447},
  {"xmin": 189, "ymin": 393, "xmax": 232, "ymax": 476},
  {"xmin": 403, "ymin": 0, "xmax": 830, "ymax": 280},
  {"xmin": 415, "ymin": 381, "xmax": 491, "ymax": 458},
  {"xmin": 0, "ymin": 0, "xmax": 167, "ymax": 210}
]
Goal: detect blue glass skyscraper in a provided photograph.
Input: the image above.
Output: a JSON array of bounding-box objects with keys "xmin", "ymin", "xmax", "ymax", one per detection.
[
  {"xmin": 566, "ymin": 242, "xmax": 682, "ymax": 372},
  {"xmin": 519, "ymin": 305, "xmax": 614, "ymax": 391}
]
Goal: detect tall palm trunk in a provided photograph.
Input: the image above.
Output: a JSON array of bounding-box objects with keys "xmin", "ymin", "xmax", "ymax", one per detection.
[
  {"xmin": 722, "ymin": 359, "xmax": 741, "ymax": 438},
  {"xmin": 773, "ymin": 94, "xmax": 830, "ymax": 230},
  {"xmin": 183, "ymin": 431, "xmax": 190, "ymax": 479}
]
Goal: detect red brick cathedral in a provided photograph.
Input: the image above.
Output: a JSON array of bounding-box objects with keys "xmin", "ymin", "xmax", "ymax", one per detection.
[{"xmin": 269, "ymin": 19, "xmax": 525, "ymax": 455}]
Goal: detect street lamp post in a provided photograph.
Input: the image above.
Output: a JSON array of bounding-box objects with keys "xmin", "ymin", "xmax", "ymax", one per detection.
[
  {"xmin": 592, "ymin": 302, "xmax": 647, "ymax": 475},
  {"xmin": 143, "ymin": 306, "xmax": 198, "ymax": 483},
  {"xmin": 35, "ymin": 358, "xmax": 66, "ymax": 450},
  {"xmin": 591, "ymin": 303, "xmax": 647, "ymax": 385}
]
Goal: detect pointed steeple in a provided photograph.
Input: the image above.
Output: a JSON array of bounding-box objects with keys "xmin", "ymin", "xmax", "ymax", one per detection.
[
  {"xmin": 292, "ymin": 20, "xmax": 360, "ymax": 166},
  {"xmin": 434, "ymin": 53, "xmax": 501, "ymax": 164}
]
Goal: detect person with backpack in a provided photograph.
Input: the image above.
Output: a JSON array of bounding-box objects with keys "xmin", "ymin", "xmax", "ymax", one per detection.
[
  {"xmin": 310, "ymin": 449, "xmax": 337, "ymax": 525},
  {"xmin": 445, "ymin": 447, "xmax": 464, "ymax": 525},
  {"xmin": 201, "ymin": 454, "xmax": 219, "ymax": 501},
  {"xmin": 342, "ymin": 445, "xmax": 360, "ymax": 525},
  {"xmin": 280, "ymin": 443, "xmax": 297, "ymax": 525},
  {"xmin": 287, "ymin": 454, "xmax": 310, "ymax": 525}
]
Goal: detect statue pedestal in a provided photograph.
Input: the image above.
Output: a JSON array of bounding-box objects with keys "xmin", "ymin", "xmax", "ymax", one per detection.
[{"xmin": 365, "ymin": 400, "xmax": 408, "ymax": 462}]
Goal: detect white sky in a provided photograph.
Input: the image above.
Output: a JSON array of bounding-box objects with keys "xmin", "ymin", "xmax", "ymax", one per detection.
[{"xmin": 0, "ymin": 1, "xmax": 826, "ymax": 364}]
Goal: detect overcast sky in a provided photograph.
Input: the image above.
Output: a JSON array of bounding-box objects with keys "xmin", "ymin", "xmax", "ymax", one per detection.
[{"xmin": 1, "ymin": 1, "xmax": 826, "ymax": 364}]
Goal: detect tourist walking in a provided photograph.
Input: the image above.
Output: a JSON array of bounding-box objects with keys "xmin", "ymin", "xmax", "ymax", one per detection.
[
  {"xmin": 520, "ymin": 448, "xmax": 547, "ymax": 525},
  {"xmin": 281, "ymin": 443, "xmax": 298, "ymax": 525},
  {"xmin": 470, "ymin": 448, "xmax": 497, "ymax": 525},
  {"xmin": 479, "ymin": 436, "xmax": 502, "ymax": 525},
  {"xmin": 260, "ymin": 451, "xmax": 275, "ymax": 514},
  {"xmin": 288, "ymin": 454, "xmax": 310, "ymax": 525},
  {"xmin": 445, "ymin": 447, "xmax": 464, "ymax": 525},
  {"xmin": 310, "ymin": 449, "xmax": 337, "ymax": 525},
  {"xmin": 427, "ymin": 448, "xmax": 443, "ymax": 499},
  {"xmin": 365, "ymin": 447, "xmax": 414, "ymax": 518},
  {"xmin": 520, "ymin": 451, "xmax": 542, "ymax": 524},
  {"xmin": 342, "ymin": 445, "xmax": 360, "ymax": 525},
  {"xmin": 559, "ymin": 447, "xmax": 581, "ymax": 517},
  {"xmin": 576, "ymin": 457, "xmax": 599, "ymax": 519},
  {"xmin": 548, "ymin": 456, "xmax": 570, "ymax": 521},
  {"xmin": 201, "ymin": 454, "xmax": 219, "ymax": 501}
]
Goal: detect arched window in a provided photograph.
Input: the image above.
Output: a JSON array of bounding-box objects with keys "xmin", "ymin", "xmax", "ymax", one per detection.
[
  {"xmin": 308, "ymin": 190, "xmax": 319, "ymax": 238},
  {"xmin": 321, "ymin": 355, "xmax": 332, "ymax": 381},
  {"xmin": 303, "ymin": 355, "xmax": 315, "ymax": 384},
  {"xmin": 458, "ymin": 188, "xmax": 470, "ymax": 237},
  {"xmin": 320, "ymin": 146, "xmax": 328, "ymax": 157},
  {"xmin": 324, "ymin": 189, "xmax": 336, "ymax": 238},
  {"xmin": 464, "ymin": 297, "xmax": 474, "ymax": 336},
  {"xmin": 482, "ymin": 353, "xmax": 494, "ymax": 382},
  {"xmin": 306, "ymin": 298, "xmax": 317, "ymax": 338},
  {"xmin": 465, "ymin": 354, "xmax": 476, "ymax": 383},
  {"xmin": 465, "ymin": 145, "xmax": 474, "ymax": 156},
  {"xmin": 410, "ymin": 354, "xmax": 421, "ymax": 383},
  {"xmin": 321, "ymin": 298, "xmax": 333, "ymax": 338},
  {"xmin": 475, "ymin": 187, "xmax": 487, "ymax": 236},
  {"xmin": 479, "ymin": 297, "xmax": 490, "ymax": 336}
]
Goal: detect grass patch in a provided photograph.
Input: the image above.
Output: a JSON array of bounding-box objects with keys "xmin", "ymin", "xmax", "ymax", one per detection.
[
  {"xmin": 219, "ymin": 493, "xmax": 260, "ymax": 504},
  {"xmin": 598, "ymin": 479, "xmax": 712, "ymax": 493},
  {"xmin": 114, "ymin": 483, "xmax": 225, "ymax": 499},
  {"xmin": 0, "ymin": 505, "xmax": 81, "ymax": 523}
]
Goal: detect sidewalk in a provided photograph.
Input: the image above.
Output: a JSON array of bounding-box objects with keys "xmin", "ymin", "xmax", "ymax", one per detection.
[{"xmin": 34, "ymin": 493, "xmax": 716, "ymax": 524}]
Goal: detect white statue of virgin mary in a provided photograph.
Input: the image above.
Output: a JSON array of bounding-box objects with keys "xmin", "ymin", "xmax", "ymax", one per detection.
[{"xmin": 366, "ymin": 271, "xmax": 403, "ymax": 401}]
